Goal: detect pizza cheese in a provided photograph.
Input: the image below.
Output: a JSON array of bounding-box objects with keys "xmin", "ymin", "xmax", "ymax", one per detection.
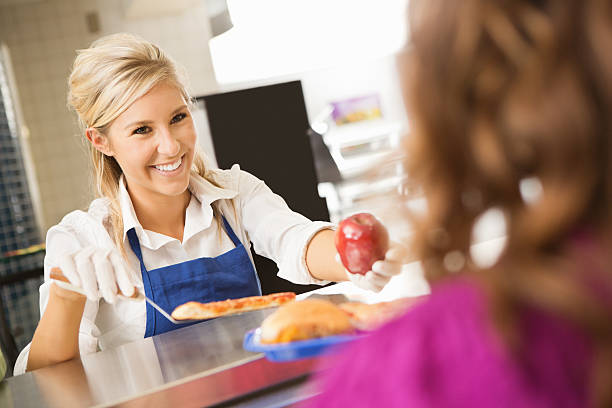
[{"xmin": 171, "ymin": 292, "xmax": 296, "ymax": 320}]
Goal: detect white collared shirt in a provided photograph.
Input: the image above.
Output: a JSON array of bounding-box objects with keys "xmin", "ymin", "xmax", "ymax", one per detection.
[{"xmin": 14, "ymin": 165, "xmax": 332, "ymax": 375}]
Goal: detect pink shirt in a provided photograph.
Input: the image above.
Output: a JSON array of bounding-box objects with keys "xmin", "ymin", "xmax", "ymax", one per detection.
[{"xmin": 306, "ymin": 278, "xmax": 592, "ymax": 407}]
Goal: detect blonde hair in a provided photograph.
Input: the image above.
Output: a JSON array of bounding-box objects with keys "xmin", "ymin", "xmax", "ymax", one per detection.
[{"xmin": 67, "ymin": 33, "xmax": 224, "ymax": 256}]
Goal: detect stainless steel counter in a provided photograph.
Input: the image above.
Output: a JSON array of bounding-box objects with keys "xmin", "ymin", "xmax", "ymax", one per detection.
[
  {"xmin": 0, "ymin": 276, "xmax": 432, "ymax": 408},
  {"xmin": 0, "ymin": 308, "xmax": 320, "ymax": 408}
]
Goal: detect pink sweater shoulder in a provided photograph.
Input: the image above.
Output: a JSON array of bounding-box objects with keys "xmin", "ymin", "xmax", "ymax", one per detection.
[{"xmin": 306, "ymin": 279, "xmax": 591, "ymax": 408}]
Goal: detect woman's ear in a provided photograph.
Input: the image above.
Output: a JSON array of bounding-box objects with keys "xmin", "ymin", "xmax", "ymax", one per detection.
[{"xmin": 86, "ymin": 128, "xmax": 114, "ymax": 156}]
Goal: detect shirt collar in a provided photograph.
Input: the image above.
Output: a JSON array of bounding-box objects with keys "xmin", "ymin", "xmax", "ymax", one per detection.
[
  {"xmin": 182, "ymin": 173, "xmax": 238, "ymax": 243},
  {"xmin": 186, "ymin": 172, "xmax": 238, "ymax": 207},
  {"xmin": 119, "ymin": 172, "xmax": 238, "ymax": 248},
  {"xmin": 119, "ymin": 175, "xmax": 144, "ymax": 245}
]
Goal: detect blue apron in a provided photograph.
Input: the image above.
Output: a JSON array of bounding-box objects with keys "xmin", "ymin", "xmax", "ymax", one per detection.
[{"xmin": 127, "ymin": 215, "xmax": 262, "ymax": 337}]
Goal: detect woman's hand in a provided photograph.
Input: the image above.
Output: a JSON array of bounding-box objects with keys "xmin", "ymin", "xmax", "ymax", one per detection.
[
  {"xmin": 340, "ymin": 243, "xmax": 409, "ymax": 292},
  {"xmin": 54, "ymin": 246, "xmax": 140, "ymax": 303}
]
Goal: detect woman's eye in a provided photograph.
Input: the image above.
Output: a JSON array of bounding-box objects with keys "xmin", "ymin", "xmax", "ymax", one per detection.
[
  {"xmin": 171, "ymin": 112, "xmax": 187, "ymax": 124},
  {"xmin": 133, "ymin": 126, "xmax": 150, "ymax": 135}
]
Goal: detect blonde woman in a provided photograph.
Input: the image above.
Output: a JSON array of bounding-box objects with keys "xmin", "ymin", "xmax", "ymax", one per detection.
[{"xmin": 14, "ymin": 33, "xmax": 406, "ymax": 375}]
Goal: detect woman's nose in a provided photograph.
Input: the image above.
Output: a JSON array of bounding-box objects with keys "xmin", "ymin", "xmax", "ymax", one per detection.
[{"xmin": 157, "ymin": 127, "xmax": 180, "ymax": 156}]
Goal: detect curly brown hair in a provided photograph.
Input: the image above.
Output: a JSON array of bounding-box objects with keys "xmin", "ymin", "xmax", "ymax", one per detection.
[{"xmin": 403, "ymin": 0, "xmax": 612, "ymax": 404}]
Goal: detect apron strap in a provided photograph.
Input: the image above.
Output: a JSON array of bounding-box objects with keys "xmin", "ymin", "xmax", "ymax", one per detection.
[
  {"xmin": 221, "ymin": 215, "xmax": 242, "ymax": 247},
  {"xmin": 220, "ymin": 215, "xmax": 261, "ymax": 295},
  {"xmin": 127, "ymin": 228, "xmax": 157, "ymax": 336},
  {"xmin": 127, "ymin": 228, "xmax": 146, "ymax": 269}
]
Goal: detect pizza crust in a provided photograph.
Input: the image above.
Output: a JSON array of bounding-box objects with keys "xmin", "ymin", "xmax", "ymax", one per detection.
[{"xmin": 171, "ymin": 292, "xmax": 296, "ymax": 320}]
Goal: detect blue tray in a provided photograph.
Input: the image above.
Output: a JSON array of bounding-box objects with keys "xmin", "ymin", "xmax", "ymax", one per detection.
[{"xmin": 243, "ymin": 328, "xmax": 361, "ymax": 362}]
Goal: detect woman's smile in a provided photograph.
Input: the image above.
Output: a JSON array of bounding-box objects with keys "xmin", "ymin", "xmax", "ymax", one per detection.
[{"xmin": 150, "ymin": 154, "xmax": 185, "ymax": 177}]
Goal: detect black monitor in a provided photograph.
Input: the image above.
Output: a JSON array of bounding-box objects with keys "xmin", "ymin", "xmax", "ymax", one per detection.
[{"xmin": 198, "ymin": 80, "xmax": 330, "ymax": 294}]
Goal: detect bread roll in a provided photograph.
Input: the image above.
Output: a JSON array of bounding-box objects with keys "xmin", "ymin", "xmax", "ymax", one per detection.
[{"xmin": 259, "ymin": 299, "xmax": 353, "ymax": 343}]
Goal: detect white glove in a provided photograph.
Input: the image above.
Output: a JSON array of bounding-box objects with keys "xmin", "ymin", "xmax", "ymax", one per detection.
[
  {"xmin": 54, "ymin": 246, "xmax": 140, "ymax": 303},
  {"xmin": 338, "ymin": 243, "xmax": 408, "ymax": 292}
]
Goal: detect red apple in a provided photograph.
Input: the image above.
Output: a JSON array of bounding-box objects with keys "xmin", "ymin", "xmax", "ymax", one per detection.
[{"xmin": 335, "ymin": 213, "xmax": 389, "ymax": 275}]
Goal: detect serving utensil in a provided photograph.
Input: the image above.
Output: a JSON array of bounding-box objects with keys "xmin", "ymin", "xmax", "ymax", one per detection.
[{"xmin": 49, "ymin": 267, "xmax": 201, "ymax": 324}]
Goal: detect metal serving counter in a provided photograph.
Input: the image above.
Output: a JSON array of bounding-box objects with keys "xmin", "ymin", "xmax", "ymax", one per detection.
[
  {"xmin": 0, "ymin": 267, "xmax": 434, "ymax": 408},
  {"xmin": 0, "ymin": 308, "xmax": 323, "ymax": 408}
]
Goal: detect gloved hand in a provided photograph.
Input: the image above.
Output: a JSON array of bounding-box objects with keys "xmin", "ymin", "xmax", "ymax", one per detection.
[
  {"xmin": 53, "ymin": 246, "xmax": 140, "ymax": 303},
  {"xmin": 338, "ymin": 243, "xmax": 409, "ymax": 292}
]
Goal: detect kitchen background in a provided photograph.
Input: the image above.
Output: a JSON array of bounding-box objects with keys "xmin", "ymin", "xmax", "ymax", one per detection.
[
  {"xmin": 0, "ymin": 0, "xmax": 456, "ymax": 376},
  {"xmin": 0, "ymin": 0, "xmax": 410, "ymax": 232}
]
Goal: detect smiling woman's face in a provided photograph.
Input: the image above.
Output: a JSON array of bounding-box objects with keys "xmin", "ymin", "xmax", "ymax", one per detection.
[{"xmin": 104, "ymin": 81, "xmax": 196, "ymax": 202}]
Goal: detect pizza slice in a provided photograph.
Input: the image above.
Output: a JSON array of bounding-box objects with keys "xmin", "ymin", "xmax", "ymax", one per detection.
[{"xmin": 171, "ymin": 292, "xmax": 296, "ymax": 320}]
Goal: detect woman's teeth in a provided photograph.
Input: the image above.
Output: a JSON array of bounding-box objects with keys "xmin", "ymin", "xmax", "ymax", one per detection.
[{"xmin": 154, "ymin": 157, "xmax": 182, "ymax": 171}]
